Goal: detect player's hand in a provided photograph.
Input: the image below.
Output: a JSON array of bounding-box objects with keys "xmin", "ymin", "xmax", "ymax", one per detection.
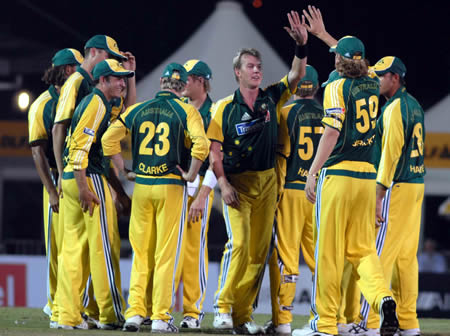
[
  {"xmin": 375, "ymin": 198, "xmax": 385, "ymax": 227},
  {"xmin": 188, "ymin": 194, "xmax": 206, "ymax": 223},
  {"xmin": 220, "ymin": 181, "xmax": 240, "ymax": 209},
  {"xmin": 123, "ymin": 167, "xmax": 136, "ymax": 181},
  {"xmin": 79, "ymin": 189, "xmax": 100, "ymax": 216},
  {"xmin": 121, "ymin": 52, "xmax": 136, "ymax": 71},
  {"xmin": 57, "ymin": 176, "xmax": 64, "ymax": 198},
  {"xmin": 284, "ymin": 10, "xmax": 308, "ymax": 46},
  {"xmin": 117, "ymin": 193, "xmax": 132, "ymax": 217},
  {"xmin": 177, "ymin": 165, "xmax": 197, "ymax": 182},
  {"xmin": 49, "ymin": 189, "xmax": 60, "ymax": 213},
  {"xmin": 305, "ymin": 174, "xmax": 317, "ymax": 203},
  {"xmin": 302, "ymin": 5, "xmax": 326, "ymax": 38}
]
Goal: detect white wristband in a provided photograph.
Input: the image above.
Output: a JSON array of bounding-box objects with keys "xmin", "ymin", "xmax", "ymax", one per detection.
[
  {"xmin": 187, "ymin": 174, "xmax": 200, "ymax": 197},
  {"xmin": 202, "ymin": 169, "xmax": 217, "ymax": 190}
]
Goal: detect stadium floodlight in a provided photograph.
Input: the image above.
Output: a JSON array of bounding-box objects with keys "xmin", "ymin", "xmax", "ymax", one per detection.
[{"xmin": 17, "ymin": 91, "xmax": 31, "ymax": 111}]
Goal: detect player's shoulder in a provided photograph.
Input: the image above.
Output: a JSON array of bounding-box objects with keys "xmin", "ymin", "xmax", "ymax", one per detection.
[{"xmin": 212, "ymin": 94, "xmax": 234, "ymax": 115}]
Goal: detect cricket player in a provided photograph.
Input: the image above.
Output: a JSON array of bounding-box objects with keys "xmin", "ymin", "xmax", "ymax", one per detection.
[
  {"xmin": 266, "ymin": 65, "xmax": 323, "ymax": 335},
  {"xmin": 207, "ymin": 10, "xmax": 308, "ymax": 334},
  {"xmin": 292, "ymin": 36, "xmax": 399, "ymax": 336},
  {"xmin": 101, "ymin": 63, "xmax": 209, "ymax": 333},
  {"xmin": 356, "ymin": 57, "xmax": 425, "ymax": 336},
  {"xmin": 176, "ymin": 59, "xmax": 216, "ymax": 329},
  {"xmin": 57, "ymin": 59, "xmax": 134, "ymax": 329},
  {"xmin": 28, "ymin": 48, "xmax": 83, "ymax": 328}
]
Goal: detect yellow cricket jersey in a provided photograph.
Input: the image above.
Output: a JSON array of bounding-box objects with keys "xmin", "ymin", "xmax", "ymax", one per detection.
[
  {"xmin": 28, "ymin": 85, "xmax": 59, "ymax": 169},
  {"xmin": 54, "ymin": 66, "xmax": 93, "ymax": 124}
]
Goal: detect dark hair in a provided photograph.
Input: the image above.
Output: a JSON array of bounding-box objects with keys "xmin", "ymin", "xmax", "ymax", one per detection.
[
  {"xmin": 297, "ymin": 82, "xmax": 318, "ymax": 98},
  {"xmin": 41, "ymin": 65, "xmax": 70, "ymax": 86}
]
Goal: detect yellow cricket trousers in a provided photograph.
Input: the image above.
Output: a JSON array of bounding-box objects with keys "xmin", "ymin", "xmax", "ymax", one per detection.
[
  {"xmin": 58, "ymin": 173, "xmax": 124, "ymax": 326},
  {"xmin": 178, "ymin": 186, "xmax": 214, "ymax": 320},
  {"xmin": 360, "ymin": 182, "xmax": 424, "ymax": 330},
  {"xmin": 42, "ymin": 179, "xmax": 61, "ymax": 314},
  {"xmin": 214, "ymin": 168, "xmax": 276, "ymax": 326},
  {"xmin": 269, "ymin": 185, "xmax": 315, "ymax": 325},
  {"xmin": 337, "ymin": 260, "xmax": 361, "ymax": 324},
  {"xmin": 125, "ymin": 182, "xmax": 187, "ymax": 321},
  {"xmin": 310, "ymin": 165, "xmax": 393, "ymax": 335}
]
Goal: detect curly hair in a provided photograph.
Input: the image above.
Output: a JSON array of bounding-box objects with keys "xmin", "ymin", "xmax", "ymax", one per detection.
[
  {"xmin": 335, "ymin": 54, "xmax": 368, "ymax": 78},
  {"xmin": 41, "ymin": 65, "xmax": 68, "ymax": 87}
]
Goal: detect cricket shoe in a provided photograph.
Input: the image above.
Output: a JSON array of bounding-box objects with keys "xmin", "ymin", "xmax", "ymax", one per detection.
[
  {"xmin": 379, "ymin": 297, "xmax": 399, "ymax": 336},
  {"xmin": 151, "ymin": 319, "xmax": 179, "ymax": 333},
  {"xmin": 213, "ymin": 312, "xmax": 233, "ymax": 329},
  {"xmin": 123, "ymin": 315, "xmax": 144, "ymax": 332}
]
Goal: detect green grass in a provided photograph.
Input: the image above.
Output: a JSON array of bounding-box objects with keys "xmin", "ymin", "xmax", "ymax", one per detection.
[{"xmin": 0, "ymin": 308, "xmax": 449, "ymax": 335}]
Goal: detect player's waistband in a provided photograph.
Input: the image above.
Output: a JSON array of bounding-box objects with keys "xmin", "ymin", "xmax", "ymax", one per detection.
[
  {"xmin": 284, "ymin": 181, "xmax": 305, "ymax": 190},
  {"xmin": 323, "ymin": 160, "xmax": 376, "ymax": 180},
  {"xmin": 62, "ymin": 171, "xmax": 105, "ymax": 180},
  {"xmin": 135, "ymin": 173, "xmax": 185, "ymax": 186}
]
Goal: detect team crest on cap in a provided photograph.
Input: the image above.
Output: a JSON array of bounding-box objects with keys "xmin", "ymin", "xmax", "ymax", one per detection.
[{"xmin": 172, "ymin": 72, "xmax": 180, "ymax": 80}]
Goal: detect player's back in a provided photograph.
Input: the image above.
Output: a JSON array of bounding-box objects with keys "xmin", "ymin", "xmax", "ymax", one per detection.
[
  {"xmin": 125, "ymin": 92, "xmax": 191, "ymax": 177},
  {"xmin": 283, "ymin": 99, "xmax": 324, "ymax": 183},
  {"xmin": 323, "ymin": 75, "xmax": 380, "ymax": 168}
]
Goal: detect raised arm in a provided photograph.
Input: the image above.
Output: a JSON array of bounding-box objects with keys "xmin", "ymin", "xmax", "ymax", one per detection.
[
  {"xmin": 302, "ymin": 5, "xmax": 338, "ymax": 47},
  {"xmin": 285, "ymin": 10, "xmax": 308, "ymax": 92}
]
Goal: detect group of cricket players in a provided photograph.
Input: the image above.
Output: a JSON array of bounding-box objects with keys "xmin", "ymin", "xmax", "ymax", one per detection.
[{"xmin": 27, "ymin": 5, "xmax": 425, "ymax": 336}]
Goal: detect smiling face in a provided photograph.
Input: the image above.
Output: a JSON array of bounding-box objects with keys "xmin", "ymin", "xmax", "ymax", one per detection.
[
  {"xmin": 235, "ymin": 54, "xmax": 263, "ymax": 89},
  {"xmin": 102, "ymin": 75, "xmax": 126, "ymax": 100}
]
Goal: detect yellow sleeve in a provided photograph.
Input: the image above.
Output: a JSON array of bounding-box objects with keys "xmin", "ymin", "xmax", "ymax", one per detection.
[
  {"xmin": 186, "ymin": 104, "xmax": 210, "ymax": 162},
  {"xmin": 102, "ymin": 118, "xmax": 128, "ymax": 157},
  {"xmin": 322, "ymin": 79, "xmax": 346, "ymax": 131},
  {"xmin": 277, "ymin": 105, "xmax": 292, "ymax": 158},
  {"xmin": 28, "ymin": 91, "xmax": 51, "ymax": 144},
  {"xmin": 275, "ymin": 75, "xmax": 296, "ymax": 124},
  {"xmin": 55, "ymin": 73, "xmax": 83, "ymax": 123},
  {"xmin": 206, "ymin": 95, "xmax": 233, "ymax": 143},
  {"xmin": 376, "ymin": 99, "xmax": 404, "ymax": 188},
  {"xmin": 67, "ymin": 95, "xmax": 106, "ymax": 170}
]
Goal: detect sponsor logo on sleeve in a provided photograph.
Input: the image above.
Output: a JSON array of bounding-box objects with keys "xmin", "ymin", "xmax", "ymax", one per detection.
[
  {"xmin": 83, "ymin": 127, "xmax": 95, "ymax": 136},
  {"xmin": 325, "ymin": 107, "xmax": 345, "ymax": 115}
]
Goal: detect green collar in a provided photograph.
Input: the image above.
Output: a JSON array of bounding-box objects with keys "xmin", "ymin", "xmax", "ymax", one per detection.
[
  {"xmin": 93, "ymin": 88, "xmax": 111, "ymax": 109},
  {"xmin": 155, "ymin": 90, "xmax": 179, "ymax": 100},
  {"xmin": 292, "ymin": 98, "xmax": 316, "ymax": 105},
  {"xmin": 233, "ymin": 88, "xmax": 268, "ymax": 109},
  {"xmin": 385, "ymin": 86, "xmax": 407, "ymax": 107},
  {"xmin": 48, "ymin": 85, "xmax": 59, "ymax": 100},
  {"xmin": 77, "ymin": 65, "xmax": 94, "ymax": 86}
]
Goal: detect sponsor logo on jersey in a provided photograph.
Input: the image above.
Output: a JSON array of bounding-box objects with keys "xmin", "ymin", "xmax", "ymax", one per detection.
[
  {"xmin": 83, "ymin": 127, "xmax": 95, "ymax": 136},
  {"xmin": 325, "ymin": 107, "xmax": 345, "ymax": 115},
  {"xmin": 235, "ymin": 117, "xmax": 265, "ymax": 136}
]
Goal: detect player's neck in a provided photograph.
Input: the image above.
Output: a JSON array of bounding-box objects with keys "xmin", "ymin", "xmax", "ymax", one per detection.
[
  {"xmin": 239, "ymin": 86, "xmax": 259, "ymax": 111},
  {"xmin": 189, "ymin": 92, "xmax": 207, "ymax": 110}
]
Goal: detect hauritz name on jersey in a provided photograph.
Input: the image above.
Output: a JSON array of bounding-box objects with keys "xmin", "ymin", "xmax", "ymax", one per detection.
[{"xmin": 235, "ymin": 116, "xmax": 268, "ymax": 136}]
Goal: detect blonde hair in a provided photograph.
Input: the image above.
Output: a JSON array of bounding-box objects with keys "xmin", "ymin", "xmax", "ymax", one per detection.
[
  {"xmin": 336, "ymin": 54, "xmax": 368, "ymax": 78},
  {"xmin": 232, "ymin": 48, "xmax": 262, "ymax": 82},
  {"xmin": 160, "ymin": 72, "xmax": 186, "ymax": 93}
]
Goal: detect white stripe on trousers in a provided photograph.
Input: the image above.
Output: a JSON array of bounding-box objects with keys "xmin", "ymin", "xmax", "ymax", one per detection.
[
  {"xmin": 195, "ymin": 193, "xmax": 210, "ymax": 311},
  {"xmin": 310, "ymin": 168, "xmax": 327, "ymax": 331},
  {"xmin": 92, "ymin": 174, "xmax": 124, "ymax": 322},
  {"xmin": 358, "ymin": 186, "xmax": 392, "ymax": 328},
  {"xmin": 170, "ymin": 186, "xmax": 188, "ymax": 311},
  {"xmin": 213, "ymin": 202, "xmax": 233, "ymax": 313}
]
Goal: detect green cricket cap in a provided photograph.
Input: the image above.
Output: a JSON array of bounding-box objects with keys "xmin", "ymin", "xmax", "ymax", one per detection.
[
  {"xmin": 372, "ymin": 56, "xmax": 407, "ymax": 78},
  {"xmin": 321, "ymin": 69, "xmax": 341, "ymax": 88},
  {"xmin": 183, "ymin": 59, "xmax": 212, "ymax": 80},
  {"xmin": 92, "ymin": 59, "xmax": 134, "ymax": 80},
  {"xmin": 298, "ymin": 65, "xmax": 319, "ymax": 89},
  {"xmin": 85, "ymin": 35, "xmax": 127, "ymax": 60},
  {"xmin": 161, "ymin": 63, "xmax": 188, "ymax": 83},
  {"xmin": 329, "ymin": 35, "xmax": 365, "ymax": 60},
  {"xmin": 52, "ymin": 48, "xmax": 84, "ymax": 66}
]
